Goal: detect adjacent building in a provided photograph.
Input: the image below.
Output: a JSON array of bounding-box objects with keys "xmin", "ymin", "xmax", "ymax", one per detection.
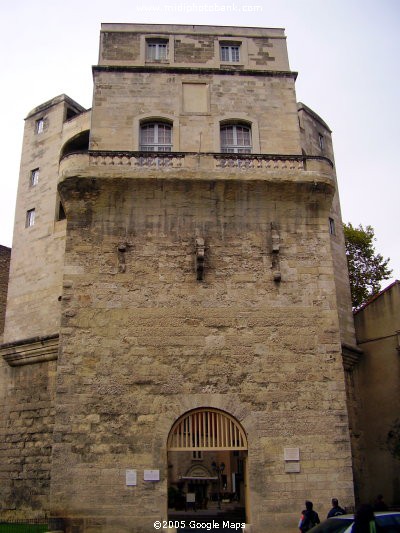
[
  {"xmin": 353, "ymin": 281, "xmax": 400, "ymax": 507},
  {"xmin": 0, "ymin": 24, "xmax": 361, "ymax": 533}
]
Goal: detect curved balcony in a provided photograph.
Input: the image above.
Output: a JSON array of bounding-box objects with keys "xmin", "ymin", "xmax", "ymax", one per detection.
[{"xmin": 59, "ymin": 150, "xmax": 335, "ymax": 190}]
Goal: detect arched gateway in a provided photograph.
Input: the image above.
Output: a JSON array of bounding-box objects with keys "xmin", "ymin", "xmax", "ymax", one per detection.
[
  {"xmin": 168, "ymin": 408, "xmax": 248, "ymax": 451},
  {"xmin": 167, "ymin": 409, "xmax": 249, "ymax": 523}
]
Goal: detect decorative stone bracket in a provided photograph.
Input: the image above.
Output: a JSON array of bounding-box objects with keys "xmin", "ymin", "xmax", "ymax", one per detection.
[
  {"xmin": 195, "ymin": 237, "xmax": 205, "ymax": 281},
  {"xmin": 271, "ymin": 222, "xmax": 281, "ymax": 282},
  {"xmin": 117, "ymin": 242, "xmax": 133, "ymax": 273}
]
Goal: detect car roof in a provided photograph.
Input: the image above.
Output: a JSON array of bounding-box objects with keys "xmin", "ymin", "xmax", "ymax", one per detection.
[{"xmin": 329, "ymin": 512, "xmax": 400, "ymax": 520}]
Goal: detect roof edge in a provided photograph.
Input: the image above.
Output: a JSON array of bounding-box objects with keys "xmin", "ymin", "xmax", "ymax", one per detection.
[
  {"xmin": 25, "ymin": 94, "xmax": 87, "ymax": 120},
  {"xmin": 354, "ymin": 280, "xmax": 400, "ymax": 314},
  {"xmin": 297, "ymin": 102, "xmax": 332, "ymax": 133}
]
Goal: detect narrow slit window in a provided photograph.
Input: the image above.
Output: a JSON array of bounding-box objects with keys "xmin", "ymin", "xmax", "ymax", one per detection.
[
  {"xmin": 329, "ymin": 217, "xmax": 336, "ymax": 235},
  {"xmin": 26, "ymin": 209, "xmax": 35, "ymax": 227},
  {"xmin": 57, "ymin": 201, "xmax": 66, "ymax": 221},
  {"xmin": 30, "ymin": 168, "xmax": 39, "ymax": 186},
  {"xmin": 36, "ymin": 118, "xmax": 44, "ymax": 134}
]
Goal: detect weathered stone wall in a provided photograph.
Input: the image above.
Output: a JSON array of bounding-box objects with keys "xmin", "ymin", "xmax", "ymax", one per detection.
[
  {"xmin": 0, "ymin": 97, "xmax": 87, "ymax": 520},
  {"xmin": 98, "ymin": 24, "xmax": 289, "ymax": 71},
  {"xmin": 90, "ymin": 70, "xmax": 300, "ymax": 154},
  {"xmin": 3, "ymin": 97, "xmax": 88, "ymax": 343},
  {"xmin": 0, "ymin": 245, "xmax": 11, "ymax": 340},
  {"xmin": 0, "ymin": 359, "xmax": 56, "ymax": 516},
  {"xmin": 353, "ymin": 282, "xmax": 400, "ymax": 506},
  {"xmin": 298, "ymin": 103, "xmax": 356, "ymax": 348},
  {"xmin": 1, "ymin": 24, "xmax": 357, "ymax": 532},
  {"xmin": 298, "ymin": 103, "xmax": 361, "ymax": 505},
  {"xmin": 52, "ymin": 176, "xmax": 354, "ymax": 532}
]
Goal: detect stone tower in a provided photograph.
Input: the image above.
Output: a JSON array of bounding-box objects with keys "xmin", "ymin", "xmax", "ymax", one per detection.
[{"xmin": 0, "ymin": 24, "xmax": 358, "ymax": 533}]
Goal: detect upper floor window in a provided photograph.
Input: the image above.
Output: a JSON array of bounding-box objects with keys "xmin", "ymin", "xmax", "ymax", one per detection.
[
  {"xmin": 220, "ymin": 124, "xmax": 252, "ymax": 153},
  {"xmin": 146, "ymin": 39, "xmax": 168, "ymax": 61},
  {"xmin": 36, "ymin": 118, "xmax": 44, "ymax": 134},
  {"xmin": 318, "ymin": 133, "xmax": 325, "ymax": 151},
  {"xmin": 220, "ymin": 44, "xmax": 240, "ymax": 63},
  {"xmin": 140, "ymin": 122, "xmax": 172, "ymax": 152},
  {"xmin": 26, "ymin": 208, "xmax": 35, "ymax": 227},
  {"xmin": 30, "ymin": 168, "xmax": 39, "ymax": 187}
]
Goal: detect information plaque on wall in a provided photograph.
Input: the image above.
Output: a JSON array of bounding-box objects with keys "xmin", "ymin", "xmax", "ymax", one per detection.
[
  {"xmin": 125, "ymin": 469, "xmax": 137, "ymax": 486},
  {"xmin": 284, "ymin": 447, "xmax": 300, "ymax": 461},
  {"xmin": 285, "ymin": 462, "xmax": 301, "ymax": 473},
  {"xmin": 144, "ymin": 469, "xmax": 160, "ymax": 481}
]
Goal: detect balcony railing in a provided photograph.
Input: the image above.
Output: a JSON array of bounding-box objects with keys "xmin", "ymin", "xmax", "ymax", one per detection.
[
  {"xmin": 88, "ymin": 151, "xmax": 185, "ymax": 168},
  {"xmin": 59, "ymin": 150, "xmax": 335, "ymax": 187}
]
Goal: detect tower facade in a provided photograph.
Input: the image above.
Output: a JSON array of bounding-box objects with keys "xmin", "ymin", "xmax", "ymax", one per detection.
[{"xmin": 0, "ymin": 24, "xmax": 358, "ymax": 533}]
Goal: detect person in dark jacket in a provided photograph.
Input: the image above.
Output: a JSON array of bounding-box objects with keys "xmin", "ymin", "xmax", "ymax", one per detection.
[
  {"xmin": 299, "ymin": 501, "xmax": 320, "ymax": 532},
  {"xmin": 373, "ymin": 494, "xmax": 388, "ymax": 512},
  {"xmin": 327, "ymin": 498, "xmax": 346, "ymax": 518}
]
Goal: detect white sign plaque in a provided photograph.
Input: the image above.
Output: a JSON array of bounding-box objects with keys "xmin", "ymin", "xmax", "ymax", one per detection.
[
  {"xmin": 284, "ymin": 447, "xmax": 300, "ymax": 461},
  {"xmin": 126, "ymin": 469, "xmax": 137, "ymax": 486},
  {"xmin": 285, "ymin": 462, "xmax": 301, "ymax": 473},
  {"xmin": 144, "ymin": 469, "xmax": 160, "ymax": 481}
]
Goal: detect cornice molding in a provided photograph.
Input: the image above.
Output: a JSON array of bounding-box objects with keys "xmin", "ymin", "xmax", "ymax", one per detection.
[
  {"xmin": 1, "ymin": 334, "xmax": 59, "ymax": 367},
  {"xmin": 93, "ymin": 65, "xmax": 298, "ymax": 79}
]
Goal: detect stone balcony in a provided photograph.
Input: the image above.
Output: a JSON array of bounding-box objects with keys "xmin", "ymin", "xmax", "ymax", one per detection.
[{"xmin": 59, "ymin": 150, "xmax": 335, "ymax": 190}]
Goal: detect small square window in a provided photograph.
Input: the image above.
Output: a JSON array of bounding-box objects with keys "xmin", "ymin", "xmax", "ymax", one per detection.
[
  {"xmin": 26, "ymin": 209, "xmax": 35, "ymax": 227},
  {"xmin": 146, "ymin": 39, "xmax": 168, "ymax": 61},
  {"xmin": 36, "ymin": 118, "xmax": 44, "ymax": 134},
  {"xmin": 220, "ymin": 45, "xmax": 240, "ymax": 63},
  {"xmin": 30, "ymin": 168, "xmax": 39, "ymax": 186}
]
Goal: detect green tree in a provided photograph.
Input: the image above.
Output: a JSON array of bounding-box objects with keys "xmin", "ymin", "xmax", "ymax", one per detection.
[{"xmin": 343, "ymin": 223, "xmax": 392, "ymax": 310}]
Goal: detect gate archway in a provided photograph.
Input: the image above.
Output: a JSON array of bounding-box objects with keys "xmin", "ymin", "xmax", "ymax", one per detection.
[
  {"xmin": 167, "ymin": 408, "xmax": 249, "ymax": 523},
  {"xmin": 167, "ymin": 408, "xmax": 248, "ymax": 451}
]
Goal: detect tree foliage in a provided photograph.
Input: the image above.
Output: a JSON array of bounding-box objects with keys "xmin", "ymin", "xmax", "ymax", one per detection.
[{"xmin": 343, "ymin": 223, "xmax": 392, "ymax": 310}]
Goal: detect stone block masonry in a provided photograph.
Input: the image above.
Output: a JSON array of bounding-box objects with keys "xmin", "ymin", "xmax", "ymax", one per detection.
[
  {"xmin": 0, "ymin": 245, "xmax": 11, "ymax": 339},
  {"xmin": 49, "ymin": 175, "xmax": 354, "ymax": 532}
]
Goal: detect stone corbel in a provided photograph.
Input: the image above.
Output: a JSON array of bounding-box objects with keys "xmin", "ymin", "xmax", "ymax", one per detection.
[
  {"xmin": 271, "ymin": 222, "xmax": 281, "ymax": 282},
  {"xmin": 195, "ymin": 237, "xmax": 205, "ymax": 281},
  {"xmin": 117, "ymin": 242, "xmax": 133, "ymax": 273}
]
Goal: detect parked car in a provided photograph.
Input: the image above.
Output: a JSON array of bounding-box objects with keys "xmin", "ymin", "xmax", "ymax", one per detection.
[{"xmin": 309, "ymin": 512, "xmax": 400, "ymax": 533}]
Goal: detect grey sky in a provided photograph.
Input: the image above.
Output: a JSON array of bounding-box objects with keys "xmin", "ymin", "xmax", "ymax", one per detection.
[{"xmin": 1, "ymin": 0, "xmax": 399, "ymax": 285}]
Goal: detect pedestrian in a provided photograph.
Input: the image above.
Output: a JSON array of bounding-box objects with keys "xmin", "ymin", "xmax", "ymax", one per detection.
[
  {"xmin": 327, "ymin": 498, "xmax": 346, "ymax": 518},
  {"xmin": 351, "ymin": 504, "xmax": 377, "ymax": 533},
  {"xmin": 299, "ymin": 500, "xmax": 320, "ymax": 532},
  {"xmin": 373, "ymin": 494, "xmax": 388, "ymax": 512}
]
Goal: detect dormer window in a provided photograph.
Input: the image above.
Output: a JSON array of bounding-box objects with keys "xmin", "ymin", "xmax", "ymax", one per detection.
[
  {"xmin": 146, "ymin": 39, "xmax": 168, "ymax": 61},
  {"xmin": 220, "ymin": 44, "xmax": 240, "ymax": 63}
]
